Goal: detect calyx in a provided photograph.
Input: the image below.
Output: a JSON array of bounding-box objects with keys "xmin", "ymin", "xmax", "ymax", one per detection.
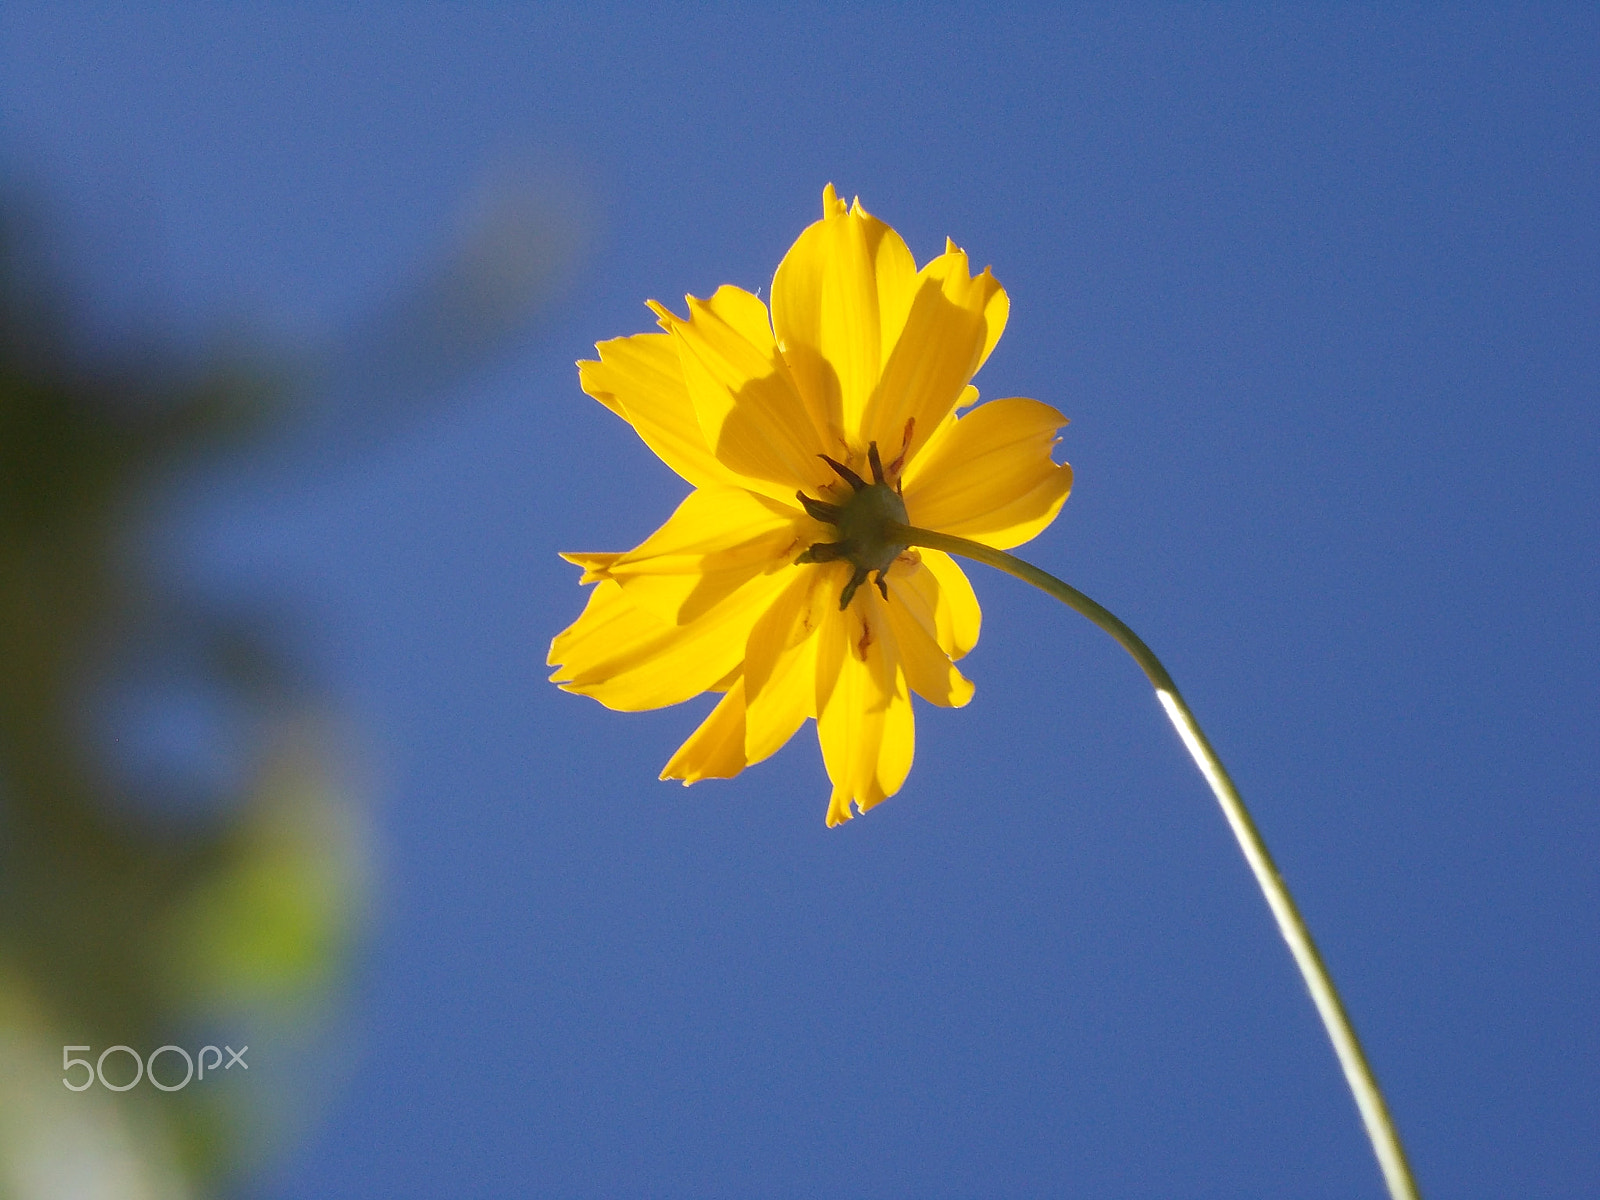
[{"xmin": 795, "ymin": 441, "xmax": 911, "ymax": 610}]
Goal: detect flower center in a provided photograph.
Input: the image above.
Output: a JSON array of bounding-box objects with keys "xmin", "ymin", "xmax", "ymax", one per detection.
[{"xmin": 795, "ymin": 441, "xmax": 911, "ymax": 609}]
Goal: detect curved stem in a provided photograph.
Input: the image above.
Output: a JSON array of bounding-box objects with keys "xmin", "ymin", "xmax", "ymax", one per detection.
[{"xmin": 890, "ymin": 522, "xmax": 1419, "ymax": 1200}]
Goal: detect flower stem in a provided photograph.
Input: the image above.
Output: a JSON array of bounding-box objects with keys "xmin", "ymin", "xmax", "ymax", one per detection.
[{"xmin": 889, "ymin": 522, "xmax": 1419, "ymax": 1200}]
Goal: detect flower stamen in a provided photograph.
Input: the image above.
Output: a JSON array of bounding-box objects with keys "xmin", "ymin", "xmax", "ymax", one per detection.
[{"xmin": 884, "ymin": 418, "xmax": 916, "ymax": 485}]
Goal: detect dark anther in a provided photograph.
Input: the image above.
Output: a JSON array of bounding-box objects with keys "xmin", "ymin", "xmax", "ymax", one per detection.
[
  {"xmin": 874, "ymin": 569, "xmax": 890, "ymax": 600},
  {"xmin": 867, "ymin": 441, "xmax": 886, "ymax": 484},
  {"xmin": 839, "ymin": 566, "xmax": 871, "ymax": 610},
  {"xmin": 818, "ymin": 454, "xmax": 867, "ymax": 492},
  {"xmin": 885, "ymin": 418, "xmax": 916, "ymax": 479},
  {"xmin": 796, "ymin": 541, "xmax": 847, "ymax": 564},
  {"xmin": 796, "ymin": 491, "xmax": 842, "ymax": 523}
]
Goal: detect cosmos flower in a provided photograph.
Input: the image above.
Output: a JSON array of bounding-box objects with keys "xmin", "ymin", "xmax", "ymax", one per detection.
[{"xmin": 549, "ymin": 185, "xmax": 1073, "ymax": 825}]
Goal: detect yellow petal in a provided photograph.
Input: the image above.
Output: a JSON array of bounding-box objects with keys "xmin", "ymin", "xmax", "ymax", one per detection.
[
  {"xmin": 600, "ymin": 485, "xmax": 800, "ymax": 624},
  {"xmin": 821, "ymin": 181, "xmax": 847, "ymax": 219},
  {"xmin": 558, "ymin": 551, "xmax": 620, "ymax": 585},
  {"xmin": 578, "ymin": 332, "xmax": 742, "ymax": 492},
  {"xmin": 548, "ymin": 571, "xmax": 789, "ymax": 711},
  {"xmin": 652, "ymin": 286, "xmax": 833, "ymax": 501},
  {"xmin": 771, "ymin": 187, "xmax": 919, "ymax": 447},
  {"xmin": 661, "ymin": 681, "xmax": 748, "ymax": 783},
  {"xmin": 862, "ymin": 245, "xmax": 1008, "ymax": 465},
  {"xmin": 901, "ymin": 398, "xmax": 1073, "ymax": 549},
  {"xmin": 911, "ymin": 549, "xmax": 983, "ymax": 659},
  {"xmin": 691, "ymin": 281, "xmax": 836, "ymax": 452},
  {"xmin": 882, "ymin": 561, "xmax": 975, "ymax": 707},
  {"xmin": 743, "ymin": 564, "xmax": 834, "ymax": 764},
  {"xmin": 815, "ymin": 592, "xmax": 915, "ymax": 826},
  {"xmin": 947, "ymin": 238, "xmax": 1010, "ymax": 374}
]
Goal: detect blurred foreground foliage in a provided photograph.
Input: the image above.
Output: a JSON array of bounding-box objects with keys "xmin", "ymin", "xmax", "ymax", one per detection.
[
  {"xmin": 0, "ymin": 204, "xmax": 365, "ymax": 1198},
  {"xmin": 0, "ymin": 167, "xmax": 573, "ymax": 1196}
]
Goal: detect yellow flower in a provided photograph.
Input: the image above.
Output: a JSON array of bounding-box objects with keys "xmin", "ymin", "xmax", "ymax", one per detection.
[{"xmin": 549, "ymin": 186, "xmax": 1073, "ymax": 825}]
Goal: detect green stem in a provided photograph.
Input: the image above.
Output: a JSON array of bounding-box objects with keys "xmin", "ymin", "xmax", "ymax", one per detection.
[{"xmin": 890, "ymin": 522, "xmax": 1419, "ymax": 1200}]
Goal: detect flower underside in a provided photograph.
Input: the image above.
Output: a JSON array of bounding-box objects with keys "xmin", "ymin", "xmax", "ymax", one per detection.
[
  {"xmin": 549, "ymin": 185, "xmax": 1074, "ymax": 825},
  {"xmin": 796, "ymin": 433, "xmax": 915, "ymax": 610}
]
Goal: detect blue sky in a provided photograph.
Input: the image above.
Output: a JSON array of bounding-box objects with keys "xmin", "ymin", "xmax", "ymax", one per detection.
[{"xmin": 4, "ymin": 5, "xmax": 1596, "ymax": 1196}]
